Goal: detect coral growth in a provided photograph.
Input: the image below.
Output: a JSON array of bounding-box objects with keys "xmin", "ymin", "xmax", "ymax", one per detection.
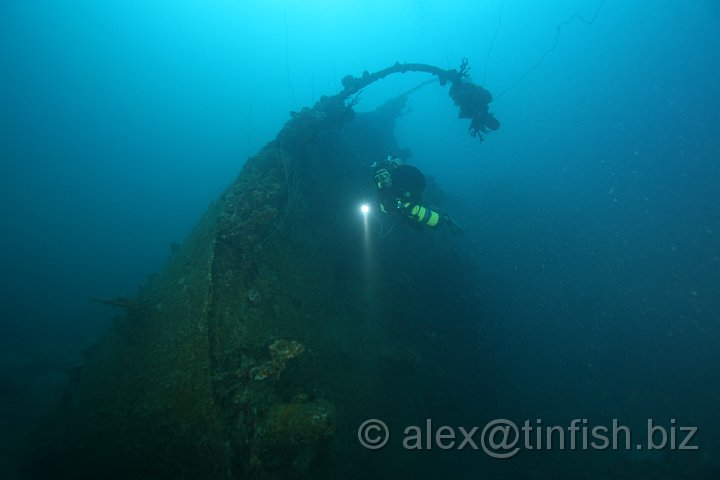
[
  {"xmin": 256, "ymin": 398, "xmax": 336, "ymax": 447},
  {"xmin": 25, "ymin": 59, "xmax": 500, "ymax": 480},
  {"xmin": 246, "ymin": 288, "xmax": 261, "ymax": 303},
  {"xmin": 252, "ymin": 339, "xmax": 305, "ymax": 381},
  {"xmin": 449, "ymin": 80, "xmax": 501, "ymax": 139},
  {"xmin": 269, "ymin": 339, "xmax": 306, "ymax": 362}
]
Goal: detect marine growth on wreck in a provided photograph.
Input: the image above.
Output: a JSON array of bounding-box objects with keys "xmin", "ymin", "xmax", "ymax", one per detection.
[{"xmin": 25, "ymin": 61, "xmax": 499, "ymax": 479}]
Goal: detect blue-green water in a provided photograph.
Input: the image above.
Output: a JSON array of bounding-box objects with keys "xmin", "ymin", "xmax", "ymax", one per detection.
[{"xmin": 1, "ymin": 1, "xmax": 718, "ymax": 478}]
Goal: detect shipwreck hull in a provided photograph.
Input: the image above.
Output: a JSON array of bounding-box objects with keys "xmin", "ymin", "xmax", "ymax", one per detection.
[{"xmin": 26, "ymin": 71, "xmax": 496, "ymax": 479}]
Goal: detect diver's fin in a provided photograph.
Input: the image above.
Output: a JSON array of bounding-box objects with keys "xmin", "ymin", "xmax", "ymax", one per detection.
[{"xmin": 442, "ymin": 214, "xmax": 465, "ymax": 235}]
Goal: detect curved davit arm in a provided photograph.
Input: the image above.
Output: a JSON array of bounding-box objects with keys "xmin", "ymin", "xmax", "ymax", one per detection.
[{"xmin": 333, "ymin": 59, "xmax": 501, "ymax": 140}]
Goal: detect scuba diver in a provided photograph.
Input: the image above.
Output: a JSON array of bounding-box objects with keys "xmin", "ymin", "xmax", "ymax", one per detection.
[{"xmin": 371, "ymin": 156, "xmax": 464, "ymax": 234}]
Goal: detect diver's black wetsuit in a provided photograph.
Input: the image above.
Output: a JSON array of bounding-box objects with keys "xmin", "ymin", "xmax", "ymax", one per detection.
[{"xmin": 377, "ymin": 164, "xmax": 426, "ymax": 211}]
